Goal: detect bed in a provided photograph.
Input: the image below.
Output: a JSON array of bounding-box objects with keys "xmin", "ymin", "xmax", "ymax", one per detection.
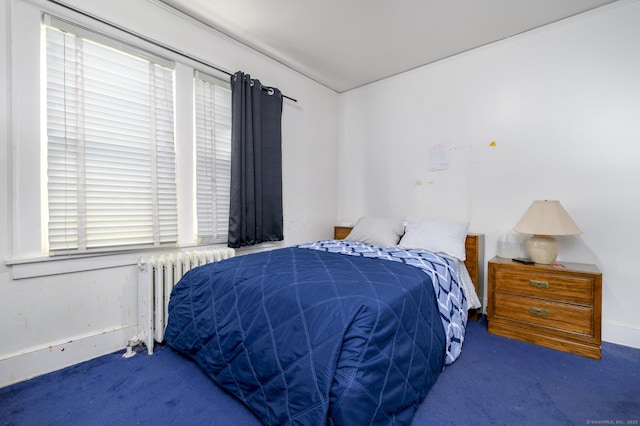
[{"xmin": 165, "ymin": 218, "xmax": 483, "ymax": 425}]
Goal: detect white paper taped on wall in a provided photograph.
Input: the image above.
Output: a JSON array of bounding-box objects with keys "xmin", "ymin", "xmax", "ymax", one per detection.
[{"xmin": 429, "ymin": 143, "xmax": 449, "ymax": 171}]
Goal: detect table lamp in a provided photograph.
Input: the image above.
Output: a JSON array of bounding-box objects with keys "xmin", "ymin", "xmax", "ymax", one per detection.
[{"xmin": 513, "ymin": 200, "xmax": 582, "ymax": 264}]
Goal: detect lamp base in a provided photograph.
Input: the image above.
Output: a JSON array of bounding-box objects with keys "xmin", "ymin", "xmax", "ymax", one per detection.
[{"xmin": 526, "ymin": 235, "xmax": 558, "ymax": 264}]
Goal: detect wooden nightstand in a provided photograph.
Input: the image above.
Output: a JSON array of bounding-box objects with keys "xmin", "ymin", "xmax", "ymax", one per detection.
[{"xmin": 487, "ymin": 257, "xmax": 602, "ymax": 359}]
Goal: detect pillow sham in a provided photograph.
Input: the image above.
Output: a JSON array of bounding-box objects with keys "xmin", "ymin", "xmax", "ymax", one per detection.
[
  {"xmin": 344, "ymin": 216, "xmax": 405, "ymax": 247},
  {"xmin": 398, "ymin": 217, "xmax": 470, "ymax": 261}
]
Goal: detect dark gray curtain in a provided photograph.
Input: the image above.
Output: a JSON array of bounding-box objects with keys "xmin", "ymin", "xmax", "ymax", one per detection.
[{"xmin": 228, "ymin": 71, "xmax": 284, "ymax": 248}]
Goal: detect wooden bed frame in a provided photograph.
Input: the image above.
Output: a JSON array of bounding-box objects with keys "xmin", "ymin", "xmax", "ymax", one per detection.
[{"xmin": 333, "ymin": 226, "xmax": 484, "ymax": 320}]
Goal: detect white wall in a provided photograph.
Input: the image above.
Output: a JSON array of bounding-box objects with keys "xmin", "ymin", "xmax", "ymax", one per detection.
[
  {"xmin": 2, "ymin": 0, "xmax": 638, "ymax": 390},
  {"xmin": 338, "ymin": 0, "xmax": 640, "ymax": 348},
  {"xmin": 0, "ymin": 0, "xmax": 339, "ymax": 387}
]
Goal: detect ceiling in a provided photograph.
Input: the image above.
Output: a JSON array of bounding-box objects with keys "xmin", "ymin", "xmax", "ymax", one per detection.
[{"xmin": 159, "ymin": 0, "xmax": 618, "ymax": 93}]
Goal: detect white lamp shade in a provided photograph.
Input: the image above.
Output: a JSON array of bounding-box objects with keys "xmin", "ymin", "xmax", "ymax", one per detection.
[{"xmin": 513, "ymin": 200, "xmax": 582, "ymax": 236}]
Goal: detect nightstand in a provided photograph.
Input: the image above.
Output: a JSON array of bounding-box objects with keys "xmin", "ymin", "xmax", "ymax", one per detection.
[{"xmin": 487, "ymin": 257, "xmax": 602, "ymax": 359}]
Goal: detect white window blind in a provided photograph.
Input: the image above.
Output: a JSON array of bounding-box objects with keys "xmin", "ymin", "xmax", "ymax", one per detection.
[
  {"xmin": 194, "ymin": 71, "xmax": 231, "ymax": 244},
  {"xmin": 45, "ymin": 18, "xmax": 177, "ymax": 254}
]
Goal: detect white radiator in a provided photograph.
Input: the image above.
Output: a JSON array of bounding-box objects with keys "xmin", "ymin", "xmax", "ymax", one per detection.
[{"xmin": 136, "ymin": 248, "xmax": 235, "ymax": 354}]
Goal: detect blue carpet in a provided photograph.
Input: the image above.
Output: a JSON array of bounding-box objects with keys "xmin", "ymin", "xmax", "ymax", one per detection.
[{"xmin": 1, "ymin": 317, "xmax": 638, "ymax": 425}]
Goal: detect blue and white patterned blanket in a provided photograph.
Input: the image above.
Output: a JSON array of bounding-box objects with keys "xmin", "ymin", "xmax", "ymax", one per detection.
[{"xmin": 298, "ymin": 240, "xmax": 469, "ymax": 365}]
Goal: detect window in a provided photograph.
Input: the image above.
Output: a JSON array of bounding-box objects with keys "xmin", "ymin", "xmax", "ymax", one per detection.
[
  {"xmin": 5, "ymin": 4, "xmax": 239, "ymax": 264},
  {"xmin": 38, "ymin": 12, "xmax": 236, "ymax": 256},
  {"xmin": 45, "ymin": 18, "xmax": 178, "ymax": 254},
  {"xmin": 194, "ymin": 72, "xmax": 231, "ymax": 244}
]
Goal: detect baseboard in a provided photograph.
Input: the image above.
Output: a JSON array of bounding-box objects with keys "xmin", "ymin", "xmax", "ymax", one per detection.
[
  {"xmin": 0, "ymin": 325, "xmax": 138, "ymax": 389},
  {"xmin": 602, "ymin": 322, "xmax": 640, "ymax": 349},
  {"xmin": 2, "ymin": 322, "xmax": 636, "ymax": 389}
]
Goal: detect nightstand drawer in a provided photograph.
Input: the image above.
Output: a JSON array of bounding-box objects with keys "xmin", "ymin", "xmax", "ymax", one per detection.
[
  {"xmin": 488, "ymin": 257, "xmax": 602, "ymax": 359},
  {"xmin": 493, "ymin": 293, "xmax": 594, "ymax": 336},
  {"xmin": 493, "ymin": 269, "xmax": 594, "ymax": 305}
]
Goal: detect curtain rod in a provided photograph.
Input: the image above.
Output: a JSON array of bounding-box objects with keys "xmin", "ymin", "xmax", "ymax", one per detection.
[{"xmin": 47, "ymin": 0, "xmax": 298, "ymax": 103}]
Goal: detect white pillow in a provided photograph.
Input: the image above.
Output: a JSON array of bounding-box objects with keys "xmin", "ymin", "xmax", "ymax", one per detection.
[
  {"xmin": 398, "ymin": 217, "xmax": 470, "ymax": 261},
  {"xmin": 344, "ymin": 216, "xmax": 405, "ymax": 247}
]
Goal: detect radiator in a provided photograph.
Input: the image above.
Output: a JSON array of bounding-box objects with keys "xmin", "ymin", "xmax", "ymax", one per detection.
[{"xmin": 136, "ymin": 248, "xmax": 235, "ymax": 354}]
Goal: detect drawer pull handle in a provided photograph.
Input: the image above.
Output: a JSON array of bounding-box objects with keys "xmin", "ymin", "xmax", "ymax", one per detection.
[
  {"xmin": 529, "ymin": 307, "xmax": 549, "ymax": 317},
  {"xmin": 529, "ymin": 280, "xmax": 549, "ymax": 289}
]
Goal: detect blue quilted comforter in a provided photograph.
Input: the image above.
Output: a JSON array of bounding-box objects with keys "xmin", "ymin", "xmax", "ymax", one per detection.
[{"xmin": 165, "ymin": 245, "xmax": 448, "ymax": 425}]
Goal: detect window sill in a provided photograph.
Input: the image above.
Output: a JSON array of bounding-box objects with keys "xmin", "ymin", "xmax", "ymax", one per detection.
[
  {"xmin": 4, "ymin": 243, "xmax": 222, "ymax": 280},
  {"xmin": 6, "ymin": 252, "xmax": 146, "ymax": 280},
  {"xmin": 5, "ymin": 241, "xmax": 282, "ymax": 280}
]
